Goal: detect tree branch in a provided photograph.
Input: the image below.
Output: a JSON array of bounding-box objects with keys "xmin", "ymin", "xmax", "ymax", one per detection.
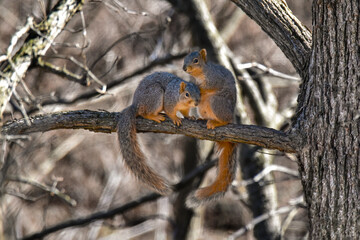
[
  {"xmin": 20, "ymin": 159, "xmax": 216, "ymax": 240},
  {"xmin": 0, "ymin": 0, "xmax": 84, "ymax": 118},
  {"xmin": 29, "ymin": 52, "xmax": 188, "ymax": 109},
  {"xmin": 1, "ymin": 110, "xmax": 298, "ymax": 153},
  {"xmin": 7, "ymin": 175, "xmax": 77, "ymax": 207},
  {"xmin": 228, "ymin": 195, "xmax": 305, "ymax": 240},
  {"xmin": 230, "ymin": 0, "xmax": 312, "ymax": 75}
]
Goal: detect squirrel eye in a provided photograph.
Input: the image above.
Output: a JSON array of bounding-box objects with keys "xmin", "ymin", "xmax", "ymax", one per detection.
[
  {"xmin": 185, "ymin": 92, "xmax": 190, "ymax": 97},
  {"xmin": 193, "ymin": 58, "xmax": 199, "ymax": 64}
]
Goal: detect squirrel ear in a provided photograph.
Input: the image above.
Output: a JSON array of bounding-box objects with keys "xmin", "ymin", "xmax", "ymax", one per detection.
[
  {"xmin": 179, "ymin": 81, "xmax": 186, "ymax": 93},
  {"xmin": 200, "ymin": 49, "xmax": 207, "ymax": 62}
]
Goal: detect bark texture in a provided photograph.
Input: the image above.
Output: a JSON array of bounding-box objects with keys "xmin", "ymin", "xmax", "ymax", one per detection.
[
  {"xmin": 0, "ymin": 0, "xmax": 83, "ymax": 118},
  {"xmin": 295, "ymin": 1, "xmax": 360, "ymax": 239},
  {"xmin": 230, "ymin": 0, "xmax": 312, "ymax": 76},
  {"xmin": 1, "ymin": 110, "xmax": 297, "ymax": 153}
]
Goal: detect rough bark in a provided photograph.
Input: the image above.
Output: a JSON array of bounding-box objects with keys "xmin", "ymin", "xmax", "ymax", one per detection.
[
  {"xmin": 169, "ymin": 1, "xmax": 284, "ymax": 237},
  {"xmin": 230, "ymin": 0, "xmax": 312, "ymax": 76},
  {"xmin": 1, "ymin": 110, "xmax": 298, "ymax": 153},
  {"xmin": 0, "ymin": 0, "xmax": 84, "ymax": 118},
  {"xmin": 231, "ymin": 0, "xmax": 359, "ymax": 238},
  {"xmin": 294, "ymin": 1, "xmax": 360, "ymax": 239}
]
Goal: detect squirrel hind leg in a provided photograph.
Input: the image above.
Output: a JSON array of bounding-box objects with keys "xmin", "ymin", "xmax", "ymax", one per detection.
[
  {"xmin": 206, "ymin": 119, "xmax": 229, "ymax": 129},
  {"xmin": 137, "ymin": 93, "xmax": 165, "ymax": 123},
  {"xmin": 142, "ymin": 113, "xmax": 166, "ymax": 123},
  {"xmin": 186, "ymin": 185, "xmax": 227, "ymax": 208},
  {"xmin": 186, "ymin": 142, "xmax": 236, "ymax": 208},
  {"xmin": 208, "ymin": 95, "xmax": 235, "ymax": 125}
]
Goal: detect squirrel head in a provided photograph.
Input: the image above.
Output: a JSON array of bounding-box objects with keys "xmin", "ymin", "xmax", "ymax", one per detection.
[
  {"xmin": 178, "ymin": 81, "xmax": 201, "ymax": 107},
  {"xmin": 183, "ymin": 49, "xmax": 207, "ymax": 78}
]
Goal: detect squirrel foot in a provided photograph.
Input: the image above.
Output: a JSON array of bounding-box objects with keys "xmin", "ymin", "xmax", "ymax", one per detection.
[
  {"xmin": 186, "ymin": 116, "xmax": 197, "ymax": 120},
  {"xmin": 170, "ymin": 116, "xmax": 182, "ymax": 126},
  {"xmin": 143, "ymin": 113, "xmax": 166, "ymax": 123},
  {"xmin": 206, "ymin": 120, "xmax": 228, "ymax": 129}
]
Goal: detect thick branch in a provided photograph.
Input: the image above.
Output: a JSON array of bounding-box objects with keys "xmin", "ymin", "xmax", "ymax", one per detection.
[
  {"xmin": 230, "ymin": 0, "xmax": 312, "ymax": 75},
  {"xmin": 0, "ymin": 0, "xmax": 84, "ymax": 118},
  {"xmin": 1, "ymin": 110, "xmax": 298, "ymax": 153}
]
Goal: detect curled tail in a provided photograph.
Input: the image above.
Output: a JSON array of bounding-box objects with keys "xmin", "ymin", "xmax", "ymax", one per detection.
[
  {"xmin": 117, "ymin": 106, "xmax": 172, "ymax": 195},
  {"xmin": 186, "ymin": 142, "xmax": 236, "ymax": 208}
]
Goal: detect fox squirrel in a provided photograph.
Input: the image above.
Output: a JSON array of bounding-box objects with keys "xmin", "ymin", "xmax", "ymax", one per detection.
[
  {"xmin": 183, "ymin": 49, "xmax": 237, "ymax": 207},
  {"xmin": 117, "ymin": 72, "xmax": 201, "ymax": 195}
]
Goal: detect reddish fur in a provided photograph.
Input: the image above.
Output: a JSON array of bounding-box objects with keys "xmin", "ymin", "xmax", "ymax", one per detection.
[
  {"xmin": 168, "ymin": 99, "xmax": 197, "ymax": 125},
  {"xmin": 184, "ymin": 49, "xmax": 236, "ymax": 207},
  {"xmin": 198, "ymin": 89, "xmax": 218, "ymax": 120},
  {"xmin": 194, "ymin": 142, "xmax": 235, "ymax": 200},
  {"xmin": 187, "ymin": 67, "xmax": 206, "ymax": 83}
]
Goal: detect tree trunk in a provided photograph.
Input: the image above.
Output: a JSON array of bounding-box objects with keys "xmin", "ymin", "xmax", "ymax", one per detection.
[{"xmin": 295, "ymin": 1, "xmax": 360, "ymax": 239}]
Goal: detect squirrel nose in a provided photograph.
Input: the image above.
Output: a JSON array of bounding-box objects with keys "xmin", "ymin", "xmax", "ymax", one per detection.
[{"xmin": 183, "ymin": 65, "xmax": 187, "ymax": 71}]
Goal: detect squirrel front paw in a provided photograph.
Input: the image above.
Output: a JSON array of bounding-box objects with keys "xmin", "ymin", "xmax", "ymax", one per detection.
[
  {"xmin": 171, "ymin": 116, "xmax": 182, "ymax": 126},
  {"xmin": 186, "ymin": 116, "xmax": 197, "ymax": 120}
]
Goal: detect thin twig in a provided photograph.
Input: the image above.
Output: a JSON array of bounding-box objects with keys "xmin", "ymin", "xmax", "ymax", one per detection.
[
  {"xmin": 0, "ymin": 134, "xmax": 31, "ymax": 141},
  {"xmin": 90, "ymin": 29, "xmax": 160, "ymax": 70},
  {"xmin": 228, "ymin": 196, "xmax": 305, "ymax": 240},
  {"xmin": 0, "ymin": 0, "xmax": 84, "ymax": 118},
  {"xmin": 20, "ymin": 160, "xmax": 216, "ymax": 240},
  {"xmin": 237, "ymin": 62, "xmax": 301, "ymax": 82},
  {"xmin": 44, "ymin": 55, "xmax": 107, "ymax": 93},
  {"xmin": 12, "ymin": 90, "xmax": 31, "ymax": 126},
  {"xmin": 7, "ymin": 175, "xmax": 77, "ymax": 207},
  {"xmin": 37, "ymin": 57, "xmax": 86, "ymax": 85},
  {"xmin": 105, "ymin": 0, "xmax": 150, "ymax": 16},
  {"xmin": 30, "ymin": 52, "xmax": 188, "ymax": 108},
  {"xmin": 233, "ymin": 164, "xmax": 299, "ymax": 187},
  {"xmin": 3, "ymin": 189, "xmax": 42, "ymax": 202},
  {"xmin": 280, "ymin": 207, "xmax": 300, "ymax": 237}
]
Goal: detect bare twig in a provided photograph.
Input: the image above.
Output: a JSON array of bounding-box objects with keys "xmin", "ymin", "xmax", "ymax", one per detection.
[
  {"xmin": 3, "ymin": 189, "xmax": 42, "ymax": 202},
  {"xmin": 0, "ymin": 0, "xmax": 84, "ymax": 118},
  {"xmin": 89, "ymin": 29, "xmax": 160, "ymax": 70},
  {"xmin": 44, "ymin": 55, "xmax": 107, "ymax": 93},
  {"xmin": 29, "ymin": 52, "xmax": 188, "ymax": 108},
  {"xmin": 237, "ymin": 62, "xmax": 301, "ymax": 82},
  {"xmin": 105, "ymin": 0, "xmax": 150, "ymax": 16},
  {"xmin": 228, "ymin": 196, "xmax": 305, "ymax": 240},
  {"xmin": 20, "ymin": 160, "xmax": 216, "ymax": 240},
  {"xmin": 7, "ymin": 175, "xmax": 77, "ymax": 207},
  {"xmin": 87, "ymin": 166, "xmax": 122, "ymax": 240},
  {"xmin": 101, "ymin": 214, "xmax": 175, "ymax": 230},
  {"xmin": 37, "ymin": 57, "xmax": 86, "ymax": 85},
  {"xmin": 230, "ymin": 0, "xmax": 312, "ymax": 76},
  {"xmin": 280, "ymin": 207, "xmax": 300, "ymax": 238},
  {"xmin": 0, "ymin": 134, "xmax": 31, "ymax": 142},
  {"xmin": 233, "ymin": 164, "xmax": 299, "ymax": 187},
  {"xmin": 12, "ymin": 90, "xmax": 31, "ymax": 126}
]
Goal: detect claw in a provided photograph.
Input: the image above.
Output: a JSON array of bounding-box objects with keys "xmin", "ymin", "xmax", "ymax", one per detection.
[
  {"xmin": 206, "ymin": 120, "xmax": 227, "ymax": 129},
  {"xmin": 170, "ymin": 116, "xmax": 182, "ymax": 126}
]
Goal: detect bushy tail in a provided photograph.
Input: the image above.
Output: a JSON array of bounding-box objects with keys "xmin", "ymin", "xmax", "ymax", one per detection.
[
  {"xmin": 117, "ymin": 106, "xmax": 172, "ymax": 195},
  {"xmin": 186, "ymin": 142, "xmax": 236, "ymax": 208}
]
